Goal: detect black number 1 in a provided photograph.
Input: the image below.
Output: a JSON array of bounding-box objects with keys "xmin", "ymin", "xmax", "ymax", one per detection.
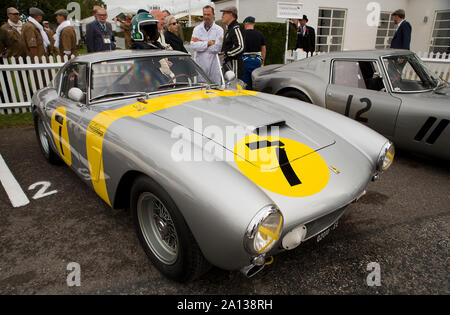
[
  {"xmin": 246, "ymin": 140, "xmax": 301, "ymax": 187},
  {"xmin": 344, "ymin": 95, "xmax": 372, "ymax": 123}
]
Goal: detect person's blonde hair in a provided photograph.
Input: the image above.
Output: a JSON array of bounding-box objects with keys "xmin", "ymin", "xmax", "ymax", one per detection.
[{"xmin": 164, "ymin": 15, "xmax": 176, "ymax": 30}]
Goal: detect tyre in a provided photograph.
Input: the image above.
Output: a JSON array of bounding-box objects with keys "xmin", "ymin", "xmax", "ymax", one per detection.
[
  {"xmin": 279, "ymin": 90, "xmax": 312, "ymax": 103},
  {"xmin": 34, "ymin": 114, "xmax": 61, "ymax": 165},
  {"xmin": 130, "ymin": 175, "xmax": 211, "ymax": 282}
]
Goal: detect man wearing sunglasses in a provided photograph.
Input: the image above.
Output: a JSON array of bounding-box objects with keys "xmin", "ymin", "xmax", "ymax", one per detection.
[{"xmin": 1, "ymin": 7, "xmax": 27, "ymax": 58}]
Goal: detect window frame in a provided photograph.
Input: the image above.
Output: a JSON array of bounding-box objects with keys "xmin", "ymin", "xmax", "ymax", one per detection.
[
  {"xmin": 329, "ymin": 58, "xmax": 388, "ymax": 92},
  {"xmin": 375, "ymin": 11, "xmax": 397, "ymax": 49},
  {"xmin": 316, "ymin": 8, "xmax": 347, "ymax": 53},
  {"xmin": 58, "ymin": 62, "xmax": 89, "ymax": 103},
  {"xmin": 429, "ymin": 9, "xmax": 450, "ymax": 56}
]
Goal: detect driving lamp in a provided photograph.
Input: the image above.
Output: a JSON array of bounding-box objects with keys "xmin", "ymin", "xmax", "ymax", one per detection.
[
  {"xmin": 244, "ymin": 205, "xmax": 283, "ymax": 255},
  {"xmin": 377, "ymin": 141, "xmax": 395, "ymax": 172}
]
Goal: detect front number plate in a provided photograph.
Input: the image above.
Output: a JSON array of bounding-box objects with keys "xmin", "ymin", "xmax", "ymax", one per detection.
[{"xmin": 316, "ymin": 221, "xmax": 339, "ymax": 243}]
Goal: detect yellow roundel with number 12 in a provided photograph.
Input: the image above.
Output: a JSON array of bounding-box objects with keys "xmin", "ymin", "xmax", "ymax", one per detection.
[{"xmin": 234, "ymin": 135, "xmax": 330, "ymax": 197}]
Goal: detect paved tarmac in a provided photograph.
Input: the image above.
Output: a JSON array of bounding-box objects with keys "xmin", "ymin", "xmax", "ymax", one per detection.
[{"xmin": 0, "ymin": 126, "xmax": 448, "ymax": 294}]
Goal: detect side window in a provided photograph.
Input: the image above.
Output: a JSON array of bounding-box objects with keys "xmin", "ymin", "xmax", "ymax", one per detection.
[
  {"xmin": 60, "ymin": 63, "xmax": 88, "ymax": 102},
  {"xmin": 332, "ymin": 60, "xmax": 385, "ymax": 91},
  {"xmin": 332, "ymin": 61, "xmax": 366, "ymax": 88}
]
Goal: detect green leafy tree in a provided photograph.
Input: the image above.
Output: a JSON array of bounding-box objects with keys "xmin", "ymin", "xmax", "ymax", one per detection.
[{"xmin": 0, "ymin": 0, "xmax": 107, "ymax": 25}]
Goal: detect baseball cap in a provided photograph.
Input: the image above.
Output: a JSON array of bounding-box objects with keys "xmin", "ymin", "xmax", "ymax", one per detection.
[{"xmin": 243, "ymin": 16, "xmax": 255, "ymax": 23}]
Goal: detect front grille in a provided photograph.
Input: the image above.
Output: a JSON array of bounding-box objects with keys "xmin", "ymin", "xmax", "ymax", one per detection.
[{"xmin": 304, "ymin": 206, "xmax": 347, "ymax": 241}]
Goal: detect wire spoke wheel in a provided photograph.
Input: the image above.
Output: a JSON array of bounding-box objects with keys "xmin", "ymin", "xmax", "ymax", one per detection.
[
  {"xmin": 38, "ymin": 118, "xmax": 50, "ymax": 156},
  {"xmin": 137, "ymin": 192, "xmax": 179, "ymax": 265}
]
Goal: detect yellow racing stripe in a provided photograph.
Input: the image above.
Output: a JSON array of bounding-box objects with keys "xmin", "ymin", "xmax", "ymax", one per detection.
[
  {"xmin": 86, "ymin": 89, "xmax": 259, "ymax": 206},
  {"xmin": 51, "ymin": 106, "xmax": 72, "ymax": 166}
]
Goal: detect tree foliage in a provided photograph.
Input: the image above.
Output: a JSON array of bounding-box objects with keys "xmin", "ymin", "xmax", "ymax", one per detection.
[{"xmin": 0, "ymin": 0, "xmax": 107, "ymax": 25}]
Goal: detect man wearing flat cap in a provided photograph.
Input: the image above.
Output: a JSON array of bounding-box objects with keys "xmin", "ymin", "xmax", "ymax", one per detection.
[
  {"xmin": 22, "ymin": 7, "xmax": 50, "ymax": 59},
  {"xmin": 390, "ymin": 9, "xmax": 412, "ymax": 50},
  {"xmin": 242, "ymin": 16, "xmax": 266, "ymax": 89},
  {"xmin": 54, "ymin": 9, "xmax": 77, "ymax": 58},
  {"xmin": 220, "ymin": 6, "xmax": 245, "ymax": 80},
  {"xmin": 1, "ymin": 7, "xmax": 27, "ymax": 58},
  {"xmin": 296, "ymin": 15, "xmax": 315, "ymax": 57}
]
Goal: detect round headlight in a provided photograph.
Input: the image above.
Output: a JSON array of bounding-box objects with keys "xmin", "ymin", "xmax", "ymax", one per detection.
[
  {"xmin": 244, "ymin": 205, "xmax": 284, "ymax": 255},
  {"xmin": 377, "ymin": 141, "xmax": 395, "ymax": 172}
]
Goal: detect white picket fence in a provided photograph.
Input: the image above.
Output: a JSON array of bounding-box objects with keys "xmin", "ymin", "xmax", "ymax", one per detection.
[
  {"xmin": 0, "ymin": 55, "xmax": 73, "ymax": 114},
  {"xmin": 412, "ymin": 51, "xmax": 450, "ymax": 82}
]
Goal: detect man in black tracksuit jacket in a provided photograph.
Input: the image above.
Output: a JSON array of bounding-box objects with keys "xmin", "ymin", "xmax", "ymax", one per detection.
[{"xmin": 220, "ymin": 6, "xmax": 245, "ymax": 80}]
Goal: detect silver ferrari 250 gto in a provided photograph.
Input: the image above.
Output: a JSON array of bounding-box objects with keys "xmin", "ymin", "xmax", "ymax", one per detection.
[
  {"xmin": 32, "ymin": 50, "xmax": 394, "ymax": 282},
  {"xmin": 252, "ymin": 50, "xmax": 449, "ymax": 160}
]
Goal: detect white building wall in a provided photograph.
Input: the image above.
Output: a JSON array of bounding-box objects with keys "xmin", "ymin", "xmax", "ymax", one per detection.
[
  {"xmin": 211, "ymin": 0, "xmax": 449, "ymax": 53},
  {"xmin": 407, "ymin": 0, "xmax": 450, "ymax": 53}
]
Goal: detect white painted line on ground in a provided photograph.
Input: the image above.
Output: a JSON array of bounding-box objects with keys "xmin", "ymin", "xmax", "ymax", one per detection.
[{"xmin": 0, "ymin": 153, "xmax": 30, "ymax": 208}]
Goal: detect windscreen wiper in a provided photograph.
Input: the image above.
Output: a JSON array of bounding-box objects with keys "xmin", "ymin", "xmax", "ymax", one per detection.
[
  {"xmin": 157, "ymin": 82, "xmax": 190, "ymax": 90},
  {"xmin": 433, "ymin": 81, "xmax": 448, "ymax": 92},
  {"xmin": 90, "ymin": 92, "xmax": 148, "ymax": 102}
]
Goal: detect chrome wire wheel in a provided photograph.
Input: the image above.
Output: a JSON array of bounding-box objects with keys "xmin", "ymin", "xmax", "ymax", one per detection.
[
  {"xmin": 137, "ymin": 192, "xmax": 179, "ymax": 265},
  {"xmin": 38, "ymin": 118, "xmax": 50, "ymax": 156}
]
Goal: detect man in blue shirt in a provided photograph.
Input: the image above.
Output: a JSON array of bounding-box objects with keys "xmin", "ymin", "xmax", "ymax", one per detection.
[
  {"xmin": 86, "ymin": 8, "xmax": 115, "ymax": 52},
  {"xmin": 390, "ymin": 9, "xmax": 412, "ymax": 50}
]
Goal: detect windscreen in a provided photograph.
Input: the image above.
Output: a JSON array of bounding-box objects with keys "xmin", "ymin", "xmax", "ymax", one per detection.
[{"xmin": 90, "ymin": 55, "xmax": 213, "ymax": 100}]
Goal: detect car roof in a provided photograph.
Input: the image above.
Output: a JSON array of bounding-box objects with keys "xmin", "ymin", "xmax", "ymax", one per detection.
[
  {"xmin": 307, "ymin": 49, "xmax": 414, "ymax": 61},
  {"xmin": 71, "ymin": 49, "xmax": 190, "ymax": 63}
]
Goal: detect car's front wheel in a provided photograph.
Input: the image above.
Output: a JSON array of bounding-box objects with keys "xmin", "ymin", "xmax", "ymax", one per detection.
[
  {"xmin": 130, "ymin": 175, "xmax": 211, "ymax": 282},
  {"xmin": 34, "ymin": 114, "xmax": 61, "ymax": 164}
]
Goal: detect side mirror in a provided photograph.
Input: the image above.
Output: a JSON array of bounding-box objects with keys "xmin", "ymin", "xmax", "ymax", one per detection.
[
  {"xmin": 68, "ymin": 87, "xmax": 84, "ymax": 103},
  {"xmin": 224, "ymin": 70, "xmax": 236, "ymax": 82}
]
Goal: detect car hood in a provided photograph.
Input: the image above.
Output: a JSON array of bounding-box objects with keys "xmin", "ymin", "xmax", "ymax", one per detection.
[{"xmin": 151, "ymin": 89, "xmax": 336, "ymax": 165}]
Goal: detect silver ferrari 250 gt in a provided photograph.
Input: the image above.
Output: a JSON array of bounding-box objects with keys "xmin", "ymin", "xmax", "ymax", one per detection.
[
  {"xmin": 32, "ymin": 50, "xmax": 394, "ymax": 282},
  {"xmin": 252, "ymin": 50, "xmax": 449, "ymax": 160}
]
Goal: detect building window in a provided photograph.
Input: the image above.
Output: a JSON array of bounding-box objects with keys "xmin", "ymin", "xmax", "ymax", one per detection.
[
  {"xmin": 316, "ymin": 8, "xmax": 347, "ymax": 53},
  {"xmin": 429, "ymin": 10, "xmax": 450, "ymax": 55},
  {"xmin": 375, "ymin": 12, "xmax": 396, "ymax": 49}
]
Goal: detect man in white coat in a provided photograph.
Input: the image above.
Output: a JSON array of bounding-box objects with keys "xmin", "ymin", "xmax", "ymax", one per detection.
[{"xmin": 190, "ymin": 5, "xmax": 223, "ymax": 85}]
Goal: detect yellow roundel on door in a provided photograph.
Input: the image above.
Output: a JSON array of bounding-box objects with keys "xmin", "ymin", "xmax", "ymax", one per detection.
[{"xmin": 234, "ymin": 135, "xmax": 330, "ymax": 197}]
